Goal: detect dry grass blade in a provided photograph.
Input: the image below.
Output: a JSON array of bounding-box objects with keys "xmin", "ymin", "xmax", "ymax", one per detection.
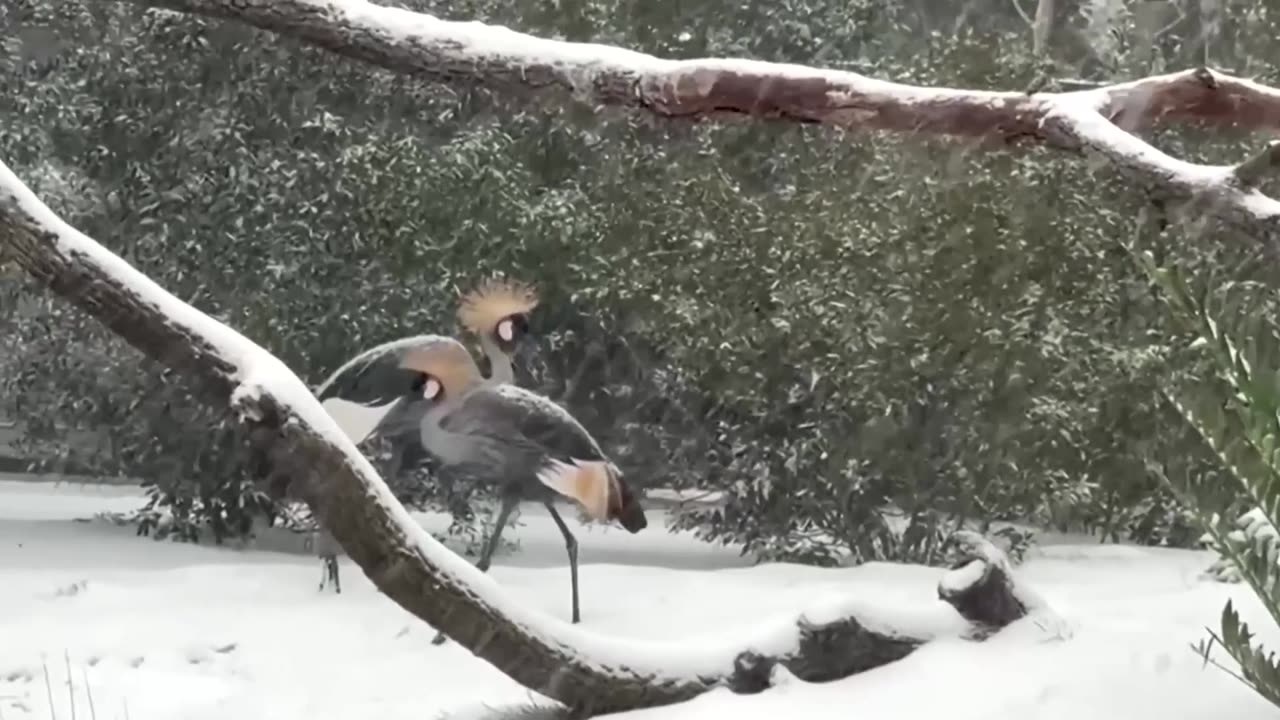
[
  {"xmin": 41, "ymin": 660, "xmax": 56, "ymax": 720},
  {"xmin": 63, "ymin": 652, "xmax": 76, "ymax": 720},
  {"xmin": 80, "ymin": 666, "xmax": 96, "ymax": 720}
]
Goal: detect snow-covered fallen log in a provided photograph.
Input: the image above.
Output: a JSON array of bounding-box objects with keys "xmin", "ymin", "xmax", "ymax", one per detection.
[
  {"xmin": 0, "ymin": 160, "xmax": 1034, "ymax": 714},
  {"xmin": 938, "ymin": 531, "xmax": 1040, "ymax": 637}
]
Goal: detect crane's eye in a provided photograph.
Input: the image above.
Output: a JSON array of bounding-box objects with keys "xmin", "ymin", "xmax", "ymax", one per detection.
[
  {"xmin": 496, "ymin": 318, "xmax": 515, "ymax": 342},
  {"xmin": 422, "ymin": 377, "xmax": 442, "ymax": 400}
]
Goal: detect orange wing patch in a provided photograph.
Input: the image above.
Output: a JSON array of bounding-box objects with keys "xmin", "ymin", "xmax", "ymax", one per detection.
[
  {"xmin": 397, "ymin": 339, "xmax": 479, "ymax": 395},
  {"xmin": 536, "ymin": 459, "xmax": 611, "ymax": 520}
]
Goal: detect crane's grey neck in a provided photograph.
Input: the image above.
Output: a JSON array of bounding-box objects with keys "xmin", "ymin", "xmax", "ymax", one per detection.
[
  {"xmin": 479, "ymin": 333, "xmax": 515, "ymax": 384},
  {"xmin": 420, "ymin": 398, "xmax": 475, "ymax": 464}
]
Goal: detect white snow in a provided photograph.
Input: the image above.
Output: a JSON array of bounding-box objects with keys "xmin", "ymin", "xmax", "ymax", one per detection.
[
  {"xmin": 1, "ymin": 479, "xmax": 1278, "ymax": 720},
  {"xmin": 274, "ymin": 0, "xmax": 1035, "ymax": 111},
  {"xmin": 332, "ymin": 0, "xmax": 672, "ymax": 74},
  {"xmin": 1068, "ymin": 69, "xmax": 1280, "ymax": 116},
  {"xmin": 1043, "ymin": 74, "xmax": 1280, "ymax": 223},
  {"xmin": 1045, "ymin": 99, "xmax": 1229, "ymax": 181},
  {"xmin": 938, "ymin": 558, "xmax": 986, "ymax": 594},
  {"xmin": 5, "ymin": 160, "xmax": 810, "ymax": 686}
]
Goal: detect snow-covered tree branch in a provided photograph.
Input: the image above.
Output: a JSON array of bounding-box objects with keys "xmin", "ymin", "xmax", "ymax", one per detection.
[
  {"xmin": 132, "ymin": 0, "xmax": 1280, "ymax": 242},
  {"xmin": 0, "ymin": 160, "xmax": 1034, "ymax": 714}
]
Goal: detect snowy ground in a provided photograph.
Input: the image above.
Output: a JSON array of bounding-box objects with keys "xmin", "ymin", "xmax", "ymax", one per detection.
[{"xmin": 0, "ymin": 479, "xmax": 1277, "ymax": 720}]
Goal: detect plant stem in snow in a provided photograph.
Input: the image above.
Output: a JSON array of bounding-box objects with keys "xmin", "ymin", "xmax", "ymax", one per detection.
[
  {"xmin": 41, "ymin": 660, "xmax": 57, "ymax": 720},
  {"xmin": 81, "ymin": 666, "xmax": 96, "ymax": 720},
  {"xmin": 64, "ymin": 651, "xmax": 76, "ymax": 720}
]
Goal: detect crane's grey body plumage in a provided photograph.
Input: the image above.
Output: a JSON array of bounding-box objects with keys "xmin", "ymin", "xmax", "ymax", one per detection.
[
  {"xmin": 435, "ymin": 383, "xmax": 614, "ymax": 500},
  {"xmin": 478, "ymin": 332, "xmax": 515, "ymax": 385},
  {"xmin": 315, "ymin": 281, "xmax": 646, "ymax": 629}
]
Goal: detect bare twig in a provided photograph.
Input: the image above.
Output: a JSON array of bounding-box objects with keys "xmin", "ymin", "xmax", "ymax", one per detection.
[
  {"xmin": 1010, "ymin": 0, "xmax": 1034, "ymax": 27},
  {"xmin": 81, "ymin": 666, "xmax": 96, "ymax": 720},
  {"xmin": 1232, "ymin": 141, "xmax": 1280, "ymax": 188},
  {"xmin": 1032, "ymin": 0, "xmax": 1054, "ymax": 56},
  {"xmin": 63, "ymin": 652, "xmax": 76, "ymax": 720},
  {"xmin": 41, "ymin": 660, "xmax": 56, "ymax": 720},
  {"xmin": 1155, "ymin": 4, "xmax": 1187, "ymax": 45}
]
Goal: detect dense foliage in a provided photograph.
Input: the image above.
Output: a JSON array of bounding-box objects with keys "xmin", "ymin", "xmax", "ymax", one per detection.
[
  {"xmin": 1137, "ymin": 221, "xmax": 1280, "ymax": 710},
  {"xmin": 2, "ymin": 0, "xmax": 1279, "ymax": 564}
]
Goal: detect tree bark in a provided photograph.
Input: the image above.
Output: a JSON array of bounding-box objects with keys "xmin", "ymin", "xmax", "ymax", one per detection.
[
  {"xmin": 1032, "ymin": 0, "xmax": 1054, "ymax": 56},
  {"xmin": 131, "ymin": 0, "xmax": 1280, "ymax": 244},
  {"xmin": 0, "ymin": 164, "xmax": 1031, "ymax": 714}
]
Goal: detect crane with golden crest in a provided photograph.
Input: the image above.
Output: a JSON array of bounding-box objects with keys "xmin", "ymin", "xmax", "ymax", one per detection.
[
  {"xmin": 313, "ymin": 278, "xmax": 648, "ymax": 633},
  {"xmin": 317, "ymin": 277, "xmax": 542, "ymax": 443}
]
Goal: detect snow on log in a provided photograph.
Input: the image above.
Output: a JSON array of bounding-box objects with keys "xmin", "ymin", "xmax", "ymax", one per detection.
[
  {"xmin": 136, "ymin": 1, "xmax": 1280, "ymax": 240},
  {"xmin": 937, "ymin": 531, "xmax": 1032, "ymax": 636},
  {"xmin": 0, "ymin": 160, "xmax": 1033, "ymax": 715}
]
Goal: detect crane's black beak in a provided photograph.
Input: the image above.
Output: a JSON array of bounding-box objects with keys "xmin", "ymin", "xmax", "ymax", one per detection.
[
  {"xmin": 513, "ymin": 336, "xmax": 542, "ymax": 378},
  {"xmin": 618, "ymin": 503, "xmax": 648, "ymax": 533}
]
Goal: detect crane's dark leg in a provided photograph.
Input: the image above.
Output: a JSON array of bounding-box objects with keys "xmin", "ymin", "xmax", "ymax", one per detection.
[
  {"xmin": 327, "ymin": 556, "xmax": 341, "ymax": 594},
  {"xmin": 544, "ymin": 501, "xmax": 581, "ymax": 624},
  {"xmin": 476, "ymin": 493, "xmax": 520, "ymax": 572},
  {"xmin": 432, "ymin": 494, "xmax": 520, "ymax": 645},
  {"xmin": 318, "ymin": 554, "xmax": 340, "ymax": 594}
]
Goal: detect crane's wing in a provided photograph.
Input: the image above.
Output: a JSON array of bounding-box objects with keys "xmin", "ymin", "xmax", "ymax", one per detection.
[
  {"xmin": 440, "ymin": 385, "xmax": 618, "ymax": 519},
  {"xmin": 315, "ymin": 334, "xmax": 444, "ymax": 444},
  {"xmin": 442, "ymin": 384, "xmax": 605, "ymax": 462},
  {"xmin": 315, "ymin": 334, "xmax": 448, "ymax": 403}
]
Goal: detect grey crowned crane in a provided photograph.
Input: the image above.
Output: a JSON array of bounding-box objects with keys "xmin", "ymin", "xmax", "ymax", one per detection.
[
  {"xmin": 305, "ymin": 334, "xmax": 457, "ymax": 595},
  {"xmin": 316, "ymin": 278, "xmax": 539, "ymax": 445},
  {"xmin": 455, "ymin": 277, "xmax": 541, "ymax": 385},
  {"xmin": 320, "ymin": 334, "xmax": 648, "ymax": 628},
  {"xmin": 307, "ymin": 278, "xmax": 540, "ymax": 597}
]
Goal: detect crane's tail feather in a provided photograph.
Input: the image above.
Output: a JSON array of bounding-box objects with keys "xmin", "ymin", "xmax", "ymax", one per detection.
[{"xmin": 536, "ymin": 458, "xmax": 613, "ymax": 521}]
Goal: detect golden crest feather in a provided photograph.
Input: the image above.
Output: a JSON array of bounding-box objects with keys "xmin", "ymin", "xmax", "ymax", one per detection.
[
  {"xmin": 398, "ymin": 339, "xmax": 480, "ymax": 394},
  {"xmin": 456, "ymin": 278, "xmax": 540, "ymax": 335}
]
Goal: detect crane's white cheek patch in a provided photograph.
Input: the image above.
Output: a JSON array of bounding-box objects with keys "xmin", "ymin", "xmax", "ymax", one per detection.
[
  {"xmin": 536, "ymin": 459, "xmax": 611, "ymax": 520},
  {"xmin": 497, "ymin": 319, "xmax": 514, "ymax": 342}
]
